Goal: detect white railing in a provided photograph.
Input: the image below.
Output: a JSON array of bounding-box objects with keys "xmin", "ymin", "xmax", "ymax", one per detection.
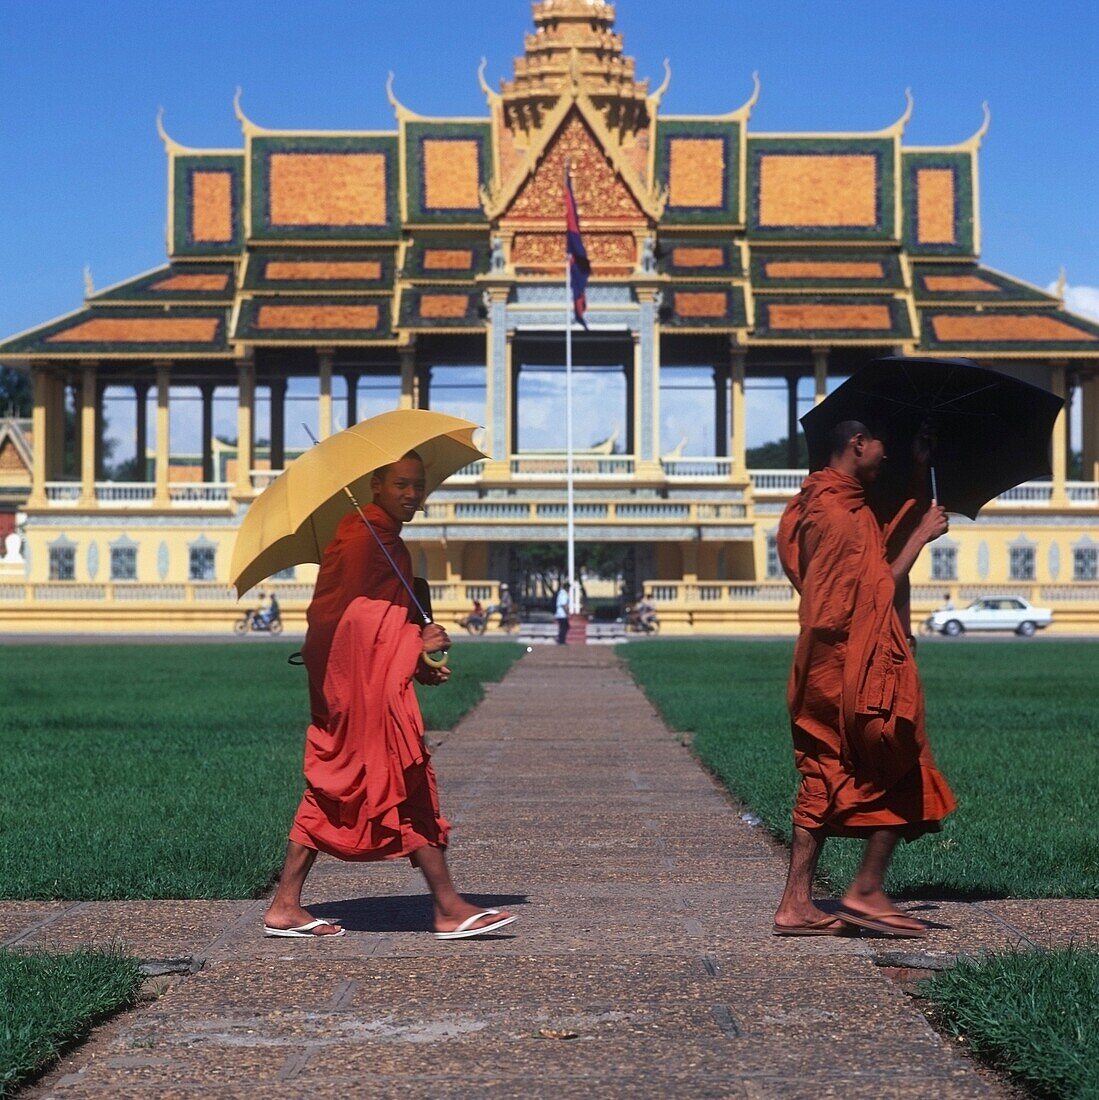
[
  {"xmin": 646, "ymin": 581, "xmax": 796, "ymax": 604},
  {"xmin": 44, "ymin": 482, "xmax": 81, "ymax": 503},
  {"xmin": 449, "ymin": 460, "xmax": 486, "ymax": 481},
  {"xmin": 44, "ymin": 481, "xmax": 232, "ymax": 508},
  {"xmin": 167, "ymin": 482, "xmax": 232, "ymax": 507},
  {"xmin": 750, "ymin": 469, "xmax": 807, "ymax": 494},
  {"xmin": 662, "ymin": 458, "xmax": 732, "ymax": 478},
  {"xmin": 510, "ymin": 454, "xmax": 636, "ymax": 478}
]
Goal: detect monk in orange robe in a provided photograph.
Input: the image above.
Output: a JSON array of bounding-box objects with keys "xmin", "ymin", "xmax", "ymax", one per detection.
[
  {"xmin": 772, "ymin": 421, "xmax": 956, "ymax": 937},
  {"xmin": 263, "ymin": 453, "xmax": 515, "ymax": 940}
]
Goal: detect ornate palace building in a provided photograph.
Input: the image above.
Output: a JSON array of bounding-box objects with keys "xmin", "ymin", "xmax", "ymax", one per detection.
[{"xmin": 3, "ymin": 0, "xmax": 1099, "ymax": 632}]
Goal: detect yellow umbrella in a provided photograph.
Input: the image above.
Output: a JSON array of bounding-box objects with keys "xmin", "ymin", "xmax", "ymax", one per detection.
[{"xmin": 230, "ymin": 408, "xmax": 485, "ymax": 599}]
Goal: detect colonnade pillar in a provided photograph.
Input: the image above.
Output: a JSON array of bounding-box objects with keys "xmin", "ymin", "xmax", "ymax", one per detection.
[
  {"xmin": 134, "ymin": 381, "xmax": 150, "ymax": 481},
  {"xmin": 269, "ymin": 378, "xmax": 287, "ymax": 471},
  {"xmin": 199, "ymin": 383, "xmax": 215, "ymax": 483},
  {"xmin": 234, "ymin": 358, "xmax": 255, "ymax": 498},
  {"xmin": 635, "ymin": 288, "xmax": 661, "ymax": 477},
  {"xmin": 79, "ymin": 363, "xmax": 98, "ymax": 505},
  {"xmin": 154, "ymin": 361, "xmax": 171, "ymax": 505},
  {"xmin": 483, "ymin": 293, "xmax": 511, "ymax": 474},
  {"xmin": 785, "ymin": 371, "xmax": 801, "ymax": 467},
  {"xmin": 317, "ymin": 349, "xmax": 334, "ymax": 439},
  {"xmin": 713, "ymin": 359, "xmax": 729, "ymax": 457},
  {"xmin": 344, "ymin": 372, "xmax": 360, "ymax": 426},
  {"xmin": 813, "ymin": 347, "xmax": 829, "ymax": 405},
  {"xmin": 1050, "ymin": 363, "xmax": 1068, "ymax": 505},
  {"xmin": 399, "ymin": 339, "xmax": 417, "ymax": 411},
  {"xmin": 729, "ymin": 345, "xmax": 747, "ymax": 480},
  {"xmin": 27, "ymin": 371, "xmax": 49, "ymax": 506},
  {"xmin": 1081, "ymin": 375, "xmax": 1099, "ymax": 482}
]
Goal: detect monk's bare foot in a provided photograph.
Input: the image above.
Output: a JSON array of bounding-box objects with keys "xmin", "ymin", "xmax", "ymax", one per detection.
[
  {"xmin": 839, "ymin": 889, "xmax": 926, "ymax": 933},
  {"xmin": 772, "ymin": 901, "xmax": 837, "ymax": 931},
  {"xmin": 263, "ymin": 904, "xmax": 343, "ymax": 936},
  {"xmin": 434, "ymin": 900, "xmax": 514, "ymax": 935}
]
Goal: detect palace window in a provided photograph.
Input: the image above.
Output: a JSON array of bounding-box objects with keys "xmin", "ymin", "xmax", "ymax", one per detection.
[
  {"xmin": 189, "ymin": 546, "xmax": 216, "ymax": 581},
  {"xmin": 930, "ymin": 546, "xmax": 957, "ymax": 581},
  {"xmin": 515, "ymin": 361, "xmax": 628, "ymax": 454},
  {"xmin": 48, "ymin": 545, "xmax": 75, "ymax": 581},
  {"xmin": 427, "ymin": 365, "xmax": 486, "ymax": 428},
  {"xmin": 1009, "ymin": 545, "xmax": 1036, "ymax": 581},
  {"xmin": 110, "ymin": 546, "xmax": 137, "ymax": 581},
  {"xmin": 661, "ymin": 366, "xmax": 718, "ymax": 456},
  {"xmin": 765, "ymin": 533, "xmax": 781, "ymax": 579},
  {"xmin": 1074, "ymin": 546, "xmax": 1098, "ymax": 581}
]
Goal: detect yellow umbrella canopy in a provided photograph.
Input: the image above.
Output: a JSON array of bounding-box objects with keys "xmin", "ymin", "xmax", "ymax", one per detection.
[{"xmin": 230, "ymin": 408, "xmax": 485, "ymax": 597}]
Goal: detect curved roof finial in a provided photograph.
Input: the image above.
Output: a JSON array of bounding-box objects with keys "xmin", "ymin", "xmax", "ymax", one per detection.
[
  {"xmin": 966, "ymin": 100, "xmax": 991, "ymax": 148},
  {"xmin": 650, "ymin": 58, "xmax": 671, "ymax": 106},
  {"xmin": 155, "ymin": 106, "xmax": 182, "ymax": 152},
  {"xmin": 718, "ymin": 71, "xmax": 760, "ymax": 121},
  {"xmin": 898, "ymin": 87, "xmax": 914, "ymax": 130},
  {"xmin": 386, "ymin": 71, "xmax": 423, "ymax": 121},
  {"xmin": 1055, "ymin": 266, "xmax": 1067, "ymax": 302},
  {"xmin": 233, "ymin": 86, "xmax": 264, "ymax": 135},
  {"xmin": 477, "ymin": 57, "xmax": 500, "ymax": 107}
]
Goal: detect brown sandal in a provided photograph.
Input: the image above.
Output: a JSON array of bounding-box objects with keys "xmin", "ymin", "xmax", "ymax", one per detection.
[
  {"xmin": 834, "ymin": 905, "xmax": 928, "ymax": 938},
  {"xmin": 772, "ymin": 915, "xmax": 856, "ymax": 937}
]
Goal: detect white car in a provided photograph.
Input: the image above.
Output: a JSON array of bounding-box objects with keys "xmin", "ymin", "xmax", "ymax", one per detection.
[{"xmin": 928, "ymin": 596, "xmax": 1053, "ymax": 637}]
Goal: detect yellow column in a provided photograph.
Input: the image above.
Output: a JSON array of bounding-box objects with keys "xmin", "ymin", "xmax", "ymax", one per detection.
[
  {"xmin": 28, "ymin": 370, "xmax": 48, "ymax": 506},
  {"xmin": 79, "ymin": 363, "xmax": 97, "ymax": 505},
  {"xmin": 49, "ymin": 376, "xmax": 67, "ymax": 478},
  {"xmin": 154, "ymin": 361, "xmax": 171, "ymax": 505},
  {"xmin": 1081, "ymin": 375, "xmax": 1099, "ymax": 481},
  {"xmin": 730, "ymin": 346, "xmax": 747, "ymax": 480},
  {"xmin": 317, "ymin": 349, "xmax": 334, "ymax": 438},
  {"xmin": 1050, "ymin": 364, "xmax": 1068, "ymax": 505},
  {"xmin": 813, "ymin": 347, "xmax": 828, "ymax": 405},
  {"xmin": 399, "ymin": 341, "xmax": 416, "ymax": 410},
  {"xmin": 234, "ymin": 358, "xmax": 254, "ymax": 497}
]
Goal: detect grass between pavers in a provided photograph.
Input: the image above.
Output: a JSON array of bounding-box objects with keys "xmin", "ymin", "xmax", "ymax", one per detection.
[
  {"xmin": 618, "ymin": 640, "xmax": 1098, "ymax": 898},
  {"xmin": 0, "ymin": 949, "xmax": 142, "ymax": 1097},
  {"xmin": 918, "ymin": 947, "xmax": 1099, "ymax": 1100},
  {"xmin": 0, "ymin": 642, "xmax": 523, "ymax": 901}
]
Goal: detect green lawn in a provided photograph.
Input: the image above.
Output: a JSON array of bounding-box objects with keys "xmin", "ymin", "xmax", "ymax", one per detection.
[
  {"xmin": 619, "ymin": 640, "xmax": 1098, "ymax": 898},
  {"xmin": 919, "ymin": 947, "xmax": 1099, "ymax": 1099},
  {"xmin": 0, "ymin": 642, "xmax": 522, "ymax": 900},
  {"xmin": 0, "ymin": 950, "xmax": 141, "ymax": 1096}
]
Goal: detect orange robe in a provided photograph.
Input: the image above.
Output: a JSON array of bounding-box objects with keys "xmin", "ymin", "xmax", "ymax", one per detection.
[
  {"xmin": 778, "ymin": 467, "xmax": 956, "ymax": 838},
  {"xmin": 288, "ymin": 503, "xmax": 450, "ymax": 861}
]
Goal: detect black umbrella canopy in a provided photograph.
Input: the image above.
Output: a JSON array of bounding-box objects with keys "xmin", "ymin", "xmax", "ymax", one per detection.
[{"xmin": 800, "ymin": 357, "xmax": 1064, "ymax": 519}]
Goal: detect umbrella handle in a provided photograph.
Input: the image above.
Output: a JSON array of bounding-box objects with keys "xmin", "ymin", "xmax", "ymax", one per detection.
[
  {"xmin": 930, "ymin": 464, "xmax": 939, "ymax": 506},
  {"xmin": 423, "ymin": 648, "xmax": 449, "ymax": 668}
]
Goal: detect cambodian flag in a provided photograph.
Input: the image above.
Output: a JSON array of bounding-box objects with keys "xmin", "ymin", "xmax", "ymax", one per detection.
[{"xmin": 565, "ymin": 174, "xmax": 591, "ymax": 328}]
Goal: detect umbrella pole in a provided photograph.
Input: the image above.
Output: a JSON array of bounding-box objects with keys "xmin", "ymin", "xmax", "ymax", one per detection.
[{"xmin": 930, "ymin": 465, "xmax": 939, "ymax": 505}]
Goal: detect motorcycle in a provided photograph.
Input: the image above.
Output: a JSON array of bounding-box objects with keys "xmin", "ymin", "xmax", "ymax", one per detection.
[
  {"xmin": 234, "ymin": 610, "xmax": 283, "ymax": 636},
  {"xmin": 456, "ymin": 611, "xmax": 488, "ymax": 635},
  {"xmin": 624, "ymin": 604, "xmax": 660, "ymax": 634}
]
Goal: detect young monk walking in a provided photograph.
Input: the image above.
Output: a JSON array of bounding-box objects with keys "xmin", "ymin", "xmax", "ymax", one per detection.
[
  {"xmin": 772, "ymin": 421, "xmax": 955, "ymax": 938},
  {"xmin": 263, "ymin": 452, "xmax": 516, "ymax": 940}
]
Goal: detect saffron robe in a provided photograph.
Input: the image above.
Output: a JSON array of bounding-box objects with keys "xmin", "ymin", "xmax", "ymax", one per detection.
[
  {"xmin": 778, "ymin": 467, "xmax": 956, "ymax": 837},
  {"xmin": 289, "ymin": 503, "xmax": 450, "ymax": 861}
]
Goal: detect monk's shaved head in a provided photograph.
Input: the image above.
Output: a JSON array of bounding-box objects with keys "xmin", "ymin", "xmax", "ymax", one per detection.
[{"xmin": 828, "ymin": 420, "xmax": 883, "ymax": 458}]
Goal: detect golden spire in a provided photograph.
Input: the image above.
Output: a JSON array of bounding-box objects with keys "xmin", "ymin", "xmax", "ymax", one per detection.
[{"xmin": 500, "ymin": 0, "xmax": 651, "ymax": 137}]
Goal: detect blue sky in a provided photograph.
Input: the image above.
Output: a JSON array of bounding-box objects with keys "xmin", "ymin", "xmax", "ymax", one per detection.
[{"xmin": 2, "ymin": 0, "xmax": 1096, "ymax": 454}]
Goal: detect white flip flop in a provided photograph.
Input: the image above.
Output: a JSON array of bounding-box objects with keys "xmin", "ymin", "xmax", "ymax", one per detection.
[
  {"xmin": 434, "ymin": 908, "xmax": 517, "ymax": 940},
  {"xmin": 263, "ymin": 918, "xmax": 346, "ymax": 939}
]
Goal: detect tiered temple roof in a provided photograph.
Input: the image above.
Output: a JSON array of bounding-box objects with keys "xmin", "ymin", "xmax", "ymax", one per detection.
[{"xmin": 4, "ymin": 2, "xmax": 1099, "ymax": 363}]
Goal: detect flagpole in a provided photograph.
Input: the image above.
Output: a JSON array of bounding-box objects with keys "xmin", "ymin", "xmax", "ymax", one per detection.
[{"xmin": 564, "ymin": 160, "xmax": 577, "ymax": 616}]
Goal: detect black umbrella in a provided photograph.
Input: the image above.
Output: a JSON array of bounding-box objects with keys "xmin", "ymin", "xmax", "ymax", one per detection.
[{"xmin": 800, "ymin": 356, "xmax": 1064, "ymax": 519}]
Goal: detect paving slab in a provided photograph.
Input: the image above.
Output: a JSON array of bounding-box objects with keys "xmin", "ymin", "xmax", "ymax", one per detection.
[{"xmin": 23, "ymin": 644, "xmax": 1074, "ymax": 1097}]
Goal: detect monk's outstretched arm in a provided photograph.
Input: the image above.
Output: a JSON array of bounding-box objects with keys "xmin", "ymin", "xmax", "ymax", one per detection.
[{"xmin": 890, "ymin": 505, "xmax": 949, "ymax": 586}]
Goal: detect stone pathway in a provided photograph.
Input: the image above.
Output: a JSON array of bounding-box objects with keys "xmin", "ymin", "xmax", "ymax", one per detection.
[{"xmin": 7, "ymin": 647, "xmax": 1097, "ymax": 1098}]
